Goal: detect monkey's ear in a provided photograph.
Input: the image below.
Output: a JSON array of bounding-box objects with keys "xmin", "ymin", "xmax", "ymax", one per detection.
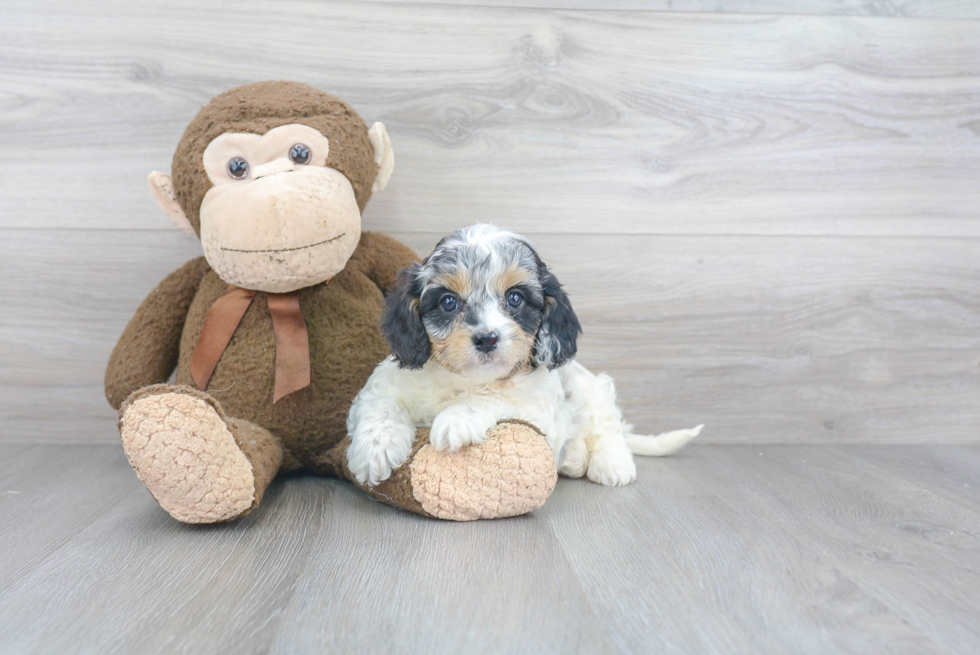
[
  {"xmin": 368, "ymin": 122, "xmax": 394, "ymax": 193},
  {"xmin": 148, "ymin": 171, "xmax": 196, "ymax": 236}
]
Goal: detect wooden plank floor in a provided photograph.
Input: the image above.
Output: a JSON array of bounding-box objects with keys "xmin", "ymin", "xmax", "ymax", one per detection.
[{"xmin": 1, "ymin": 444, "xmax": 978, "ymax": 654}]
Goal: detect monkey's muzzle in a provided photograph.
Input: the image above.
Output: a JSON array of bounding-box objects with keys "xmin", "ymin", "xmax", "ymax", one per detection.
[{"xmin": 199, "ymin": 167, "xmax": 362, "ymax": 293}]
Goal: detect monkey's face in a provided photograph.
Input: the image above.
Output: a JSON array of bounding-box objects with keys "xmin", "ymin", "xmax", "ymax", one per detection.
[{"xmin": 198, "ymin": 123, "xmax": 361, "ymax": 293}]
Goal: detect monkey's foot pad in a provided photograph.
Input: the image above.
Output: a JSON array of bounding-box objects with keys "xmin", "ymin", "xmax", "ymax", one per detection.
[
  {"xmin": 409, "ymin": 421, "xmax": 558, "ymax": 521},
  {"xmin": 119, "ymin": 390, "xmax": 255, "ymax": 523}
]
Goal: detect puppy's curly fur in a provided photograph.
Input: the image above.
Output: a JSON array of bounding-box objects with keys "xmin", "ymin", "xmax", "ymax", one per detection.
[{"xmin": 347, "ymin": 224, "xmax": 701, "ymax": 486}]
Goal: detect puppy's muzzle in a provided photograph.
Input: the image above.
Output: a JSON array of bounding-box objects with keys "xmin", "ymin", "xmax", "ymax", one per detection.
[{"xmin": 472, "ymin": 332, "xmax": 498, "ymax": 354}]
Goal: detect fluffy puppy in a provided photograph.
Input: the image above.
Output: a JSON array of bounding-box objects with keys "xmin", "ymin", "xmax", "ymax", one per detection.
[{"xmin": 346, "ymin": 224, "xmax": 702, "ymax": 486}]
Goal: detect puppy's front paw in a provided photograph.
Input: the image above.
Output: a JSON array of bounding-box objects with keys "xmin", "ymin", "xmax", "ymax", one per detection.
[
  {"xmin": 587, "ymin": 446, "xmax": 637, "ymax": 486},
  {"xmin": 559, "ymin": 438, "xmax": 590, "ymax": 478},
  {"xmin": 347, "ymin": 419, "xmax": 417, "ymax": 486},
  {"xmin": 430, "ymin": 405, "xmax": 496, "ymax": 452}
]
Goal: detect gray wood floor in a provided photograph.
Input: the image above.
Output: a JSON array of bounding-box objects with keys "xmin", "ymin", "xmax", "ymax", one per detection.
[{"xmin": 1, "ymin": 443, "xmax": 978, "ymax": 655}]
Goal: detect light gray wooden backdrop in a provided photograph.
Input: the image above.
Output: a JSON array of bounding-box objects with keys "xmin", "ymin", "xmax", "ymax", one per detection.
[{"xmin": 1, "ymin": 0, "xmax": 978, "ymax": 445}]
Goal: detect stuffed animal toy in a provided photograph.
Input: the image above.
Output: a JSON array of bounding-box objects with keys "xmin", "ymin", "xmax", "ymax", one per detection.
[{"xmin": 105, "ymin": 81, "xmax": 557, "ymax": 523}]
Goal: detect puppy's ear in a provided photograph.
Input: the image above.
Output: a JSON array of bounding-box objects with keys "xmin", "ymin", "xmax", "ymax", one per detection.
[
  {"xmin": 534, "ymin": 266, "xmax": 582, "ymax": 369},
  {"xmin": 382, "ymin": 263, "xmax": 431, "ymax": 369}
]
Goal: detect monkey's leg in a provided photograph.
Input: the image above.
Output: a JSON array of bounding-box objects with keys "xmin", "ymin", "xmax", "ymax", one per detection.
[
  {"xmin": 318, "ymin": 420, "xmax": 558, "ymax": 521},
  {"xmin": 118, "ymin": 384, "xmax": 283, "ymax": 524}
]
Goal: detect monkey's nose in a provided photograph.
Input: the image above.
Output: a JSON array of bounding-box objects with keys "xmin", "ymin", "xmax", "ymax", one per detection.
[
  {"xmin": 472, "ymin": 332, "xmax": 498, "ymax": 354},
  {"xmin": 251, "ymin": 158, "xmax": 295, "ymax": 179}
]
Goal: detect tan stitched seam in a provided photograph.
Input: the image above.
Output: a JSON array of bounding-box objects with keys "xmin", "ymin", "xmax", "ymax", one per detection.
[{"xmin": 221, "ymin": 233, "xmax": 346, "ymax": 254}]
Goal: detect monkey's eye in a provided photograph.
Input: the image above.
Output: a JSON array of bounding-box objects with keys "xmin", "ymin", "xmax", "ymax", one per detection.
[
  {"xmin": 289, "ymin": 143, "xmax": 311, "ymax": 165},
  {"xmin": 506, "ymin": 290, "xmax": 524, "ymax": 309},
  {"xmin": 440, "ymin": 295, "xmax": 459, "ymax": 313},
  {"xmin": 227, "ymin": 157, "xmax": 249, "ymax": 180}
]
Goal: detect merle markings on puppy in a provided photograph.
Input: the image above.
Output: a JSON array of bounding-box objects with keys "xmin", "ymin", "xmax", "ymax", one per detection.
[{"xmin": 346, "ymin": 224, "xmax": 703, "ymax": 487}]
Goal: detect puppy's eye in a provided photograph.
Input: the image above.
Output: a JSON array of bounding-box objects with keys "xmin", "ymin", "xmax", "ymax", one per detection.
[
  {"xmin": 289, "ymin": 143, "xmax": 311, "ymax": 165},
  {"xmin": 506, "ymin": 290, "xmax": 524, "ymax": 309},
  {"xmin": 227, "ymin": 157, "xmax": 249, "ymax": 180},
  {"xmin": 440, "ymin": 295, "xmax": 459, "ymax": 312}
]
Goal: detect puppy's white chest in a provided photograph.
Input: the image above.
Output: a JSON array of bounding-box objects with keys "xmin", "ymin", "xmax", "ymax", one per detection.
[{"xmin": 403, "ymin": 366, "xmax": 567, "ymax": 429}]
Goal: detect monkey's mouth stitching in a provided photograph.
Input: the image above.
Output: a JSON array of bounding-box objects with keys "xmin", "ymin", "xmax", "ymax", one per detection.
[{"xmin": 221, "ymin": 233, "xmax": 346, "ymax": 254}]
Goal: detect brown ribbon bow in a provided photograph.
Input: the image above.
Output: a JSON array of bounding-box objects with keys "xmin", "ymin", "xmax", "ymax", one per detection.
[{"xmin": 190, "ymin": 285, "xmax": 315, "ymax": 403}]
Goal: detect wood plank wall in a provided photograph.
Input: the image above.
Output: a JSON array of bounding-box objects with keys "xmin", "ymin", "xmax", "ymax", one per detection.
[{"xmin": 1, "ymin": 0, "xmax": 977, "ymax": 444}]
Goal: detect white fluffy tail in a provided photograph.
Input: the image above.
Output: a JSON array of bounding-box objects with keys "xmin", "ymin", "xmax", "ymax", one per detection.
[{"xmin": 626, "ymin": 425, "xmax": 703, "ymax": 457}]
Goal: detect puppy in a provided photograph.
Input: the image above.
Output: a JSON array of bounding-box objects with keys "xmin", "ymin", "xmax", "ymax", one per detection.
[{"xmin": 346, "ymin": 224, "xmax": 702, "ymax": 486}]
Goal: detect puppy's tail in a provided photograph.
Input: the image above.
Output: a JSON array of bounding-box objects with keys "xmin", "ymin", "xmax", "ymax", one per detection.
[{"xmin": 626, "ymin": 425, "xmax": 703, "ymax": 457}]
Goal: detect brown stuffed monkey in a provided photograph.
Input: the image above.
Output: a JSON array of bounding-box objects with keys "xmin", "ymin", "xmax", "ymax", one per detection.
[{"xmin": 105, "ymin": 81, "xmax": 557, "ymax": 523}]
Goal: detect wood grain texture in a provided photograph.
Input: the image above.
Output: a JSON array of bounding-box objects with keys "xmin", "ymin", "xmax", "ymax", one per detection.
[
  {"xmin": 3, "ymin": 229, "xmax": 977, "ymax": 444},
  {"xmin": 849, "ymin": 445, "xmax": 980, "ymax": 513},
  {"xmin": 1, "ymin": 1, "xmax": 979, "ymax": 236},
  {"xmin": 364, "ymin": 1, "xmax": 980, "ymax": 19},
  {"xmin": 268, "ymin": 487, "xmax": 614, "ymax": 655},
  {"xmin": 2, "ymin": 444, "xmax": 979, "ymax": 654},
  {"xmin": 0, "ymin": 447, "xmax": 135, "ymax": 590},
  {"xmin": 547, "ymin": 445, "xmax": 980, "ymax": 654},
  {"xmin": 0, "ymin": 0, "xmax": 977, "ymax": 446}
]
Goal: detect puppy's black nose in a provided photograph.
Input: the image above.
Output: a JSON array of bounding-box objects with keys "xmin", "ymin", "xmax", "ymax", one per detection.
[{"xmin": 472, "ymin": 332, "xmax": 498, "ymax": 354}]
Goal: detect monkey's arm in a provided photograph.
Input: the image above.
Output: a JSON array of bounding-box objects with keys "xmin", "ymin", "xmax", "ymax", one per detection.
[
  {"xmin": 356, "ymin": 231, "xmax": 420, "ymax": 294},
  {"xmin": 105, "ymin": 257, "xmax": 211, "ymax": 409}
]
